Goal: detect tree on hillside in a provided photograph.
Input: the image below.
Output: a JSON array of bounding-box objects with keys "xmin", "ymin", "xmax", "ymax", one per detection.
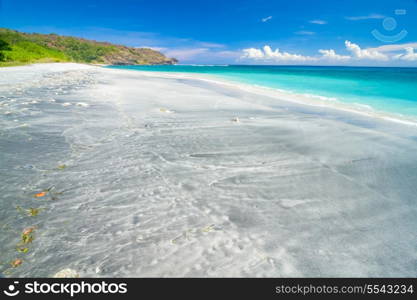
[{"xmin": 0, "ymin": 39, "xmax": 11, "ymax": 61}]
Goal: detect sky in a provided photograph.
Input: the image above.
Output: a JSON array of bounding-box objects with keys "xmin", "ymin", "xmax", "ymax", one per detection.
[{"xmin": 1, "ymin": 0, "xmax": 417, "ymax": 66}]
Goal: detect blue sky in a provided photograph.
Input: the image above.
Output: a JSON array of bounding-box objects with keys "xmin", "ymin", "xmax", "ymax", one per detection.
[{"xmin": 1, "ymin": 0, "xmax": 417, "ymax": 65}]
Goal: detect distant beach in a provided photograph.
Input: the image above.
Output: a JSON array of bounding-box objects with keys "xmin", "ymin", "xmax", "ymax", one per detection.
[{"xmin": 1, "ymin": 63, "xmax": 417, "ymax": 277}]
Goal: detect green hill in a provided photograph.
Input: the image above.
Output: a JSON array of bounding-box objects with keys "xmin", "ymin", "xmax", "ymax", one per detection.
[{"xmin": 0, "ymin": 28, "xmax": 178, "ymax": 67}]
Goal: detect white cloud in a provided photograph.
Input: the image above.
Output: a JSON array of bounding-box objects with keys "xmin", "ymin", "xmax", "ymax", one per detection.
[
  {"xmin": 214, "ymin": 50, "xmax": 241, "ymax": 58},
  {"xmin": 345, "ymin": 41, "xmax": 389, "ymax": 61},
  {"xmin": 242, "ymin": 45, "xmax": 316, "ymax": 62},
  {"xmin": 394, "ymin": 47, "xmax": 417, "ymax": 61},
  {"xmin": 318, "ymin": 49, "xmax": 350, "ymax": 61},
  {"xmin": 310, "ymin": 20, "xmax": 327, "ymax": 25},
  {"xmin": 197, "ymin": 42, "xmax": 225, "ymax": 48},
  {"xmin": 261, "ymin": 16, "xmax": 273, "ymax": 22},
  {"xmin": 240, "ymin": 41, "xmax": 402, "ymax": 64},
  {"xmin": 145, "ymin": 42, "xmax": 228, "ymax": 62},
  {"xmin": 163, "ymin": 48, "xmax": 209, "ymax": 61},
  {"xmin": 156, "ymin": 47, "xmax": 240, "ymax": 63},
  {"xmin": 345, "ymin": 13, "xmax": 385, "ymax": 21},
  {"xmin": 242, "ymin": 48, "xmax": 265, "ymax": 59},
  {"xmin": 366, "ymin": 42, "xmax": 417, "ymax": 53},
  {"xmin": 295, "ymin": 31, "xmax": 316, "ymax": 35}
]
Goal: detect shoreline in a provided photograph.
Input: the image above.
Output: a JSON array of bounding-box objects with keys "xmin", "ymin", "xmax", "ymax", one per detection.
[
  {"xmin": 2, "ymin": 62, "xmax": 417, "ymax": 129},
  {"xmin": 3, "ymin": 62, "xmax": 417, "ymax": 127},
  {"xmin": 2, "ymin": 62, "xmax": 417, "ymax": 128},
  {"xmin": 104, "ymin": 66, "xmax": 417, "ymax": 127}
]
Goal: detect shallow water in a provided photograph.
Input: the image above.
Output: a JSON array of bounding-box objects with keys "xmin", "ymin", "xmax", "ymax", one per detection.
[{"xmin": 1, "ymin": 64, "xmax": 417, "ymax": 277}]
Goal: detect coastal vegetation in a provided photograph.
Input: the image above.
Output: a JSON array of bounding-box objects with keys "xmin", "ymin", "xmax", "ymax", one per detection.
[{"xmin": 0, "ymin": 28, "xmax": 177, "ymax": 67}]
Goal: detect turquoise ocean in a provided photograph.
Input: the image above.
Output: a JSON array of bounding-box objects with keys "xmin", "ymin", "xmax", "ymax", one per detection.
[{"xmin": 108, "ymin": 65, "xmax": 417, "ymax": 122}]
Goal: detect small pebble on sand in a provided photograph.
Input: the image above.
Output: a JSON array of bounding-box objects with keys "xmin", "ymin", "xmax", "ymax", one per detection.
[{"xmin": 53, "ymin": 268, "xmax": 80, "ymax": 278}]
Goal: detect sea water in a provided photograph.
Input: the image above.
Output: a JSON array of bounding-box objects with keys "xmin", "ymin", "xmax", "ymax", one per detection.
[{"xmin": 108, "ymin": 65, "xmax": 417, "ymax": 121}]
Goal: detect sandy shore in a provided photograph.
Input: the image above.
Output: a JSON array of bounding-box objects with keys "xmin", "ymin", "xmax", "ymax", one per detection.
[{"xmin": 1, "ymin": 63, "xmax": 417, "ymax": 277}]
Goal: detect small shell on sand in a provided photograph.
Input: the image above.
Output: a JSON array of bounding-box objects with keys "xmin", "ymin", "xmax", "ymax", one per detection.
[
  {"xmin": 53, "ymin": 268, "xmax": 80, "ymax": 278},
  {"xmin": 159, "ymin": 108, "xmax": 174, "ymax": 113},
  {"xmin": 76, "ymin": 102, "xmax": 90, "ymax": 107}
]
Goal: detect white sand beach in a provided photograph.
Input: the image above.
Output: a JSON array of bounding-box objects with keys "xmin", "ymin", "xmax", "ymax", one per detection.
[{"xmin": 1, "ymin": 63, "xmax": 417, "ymax": 277}]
